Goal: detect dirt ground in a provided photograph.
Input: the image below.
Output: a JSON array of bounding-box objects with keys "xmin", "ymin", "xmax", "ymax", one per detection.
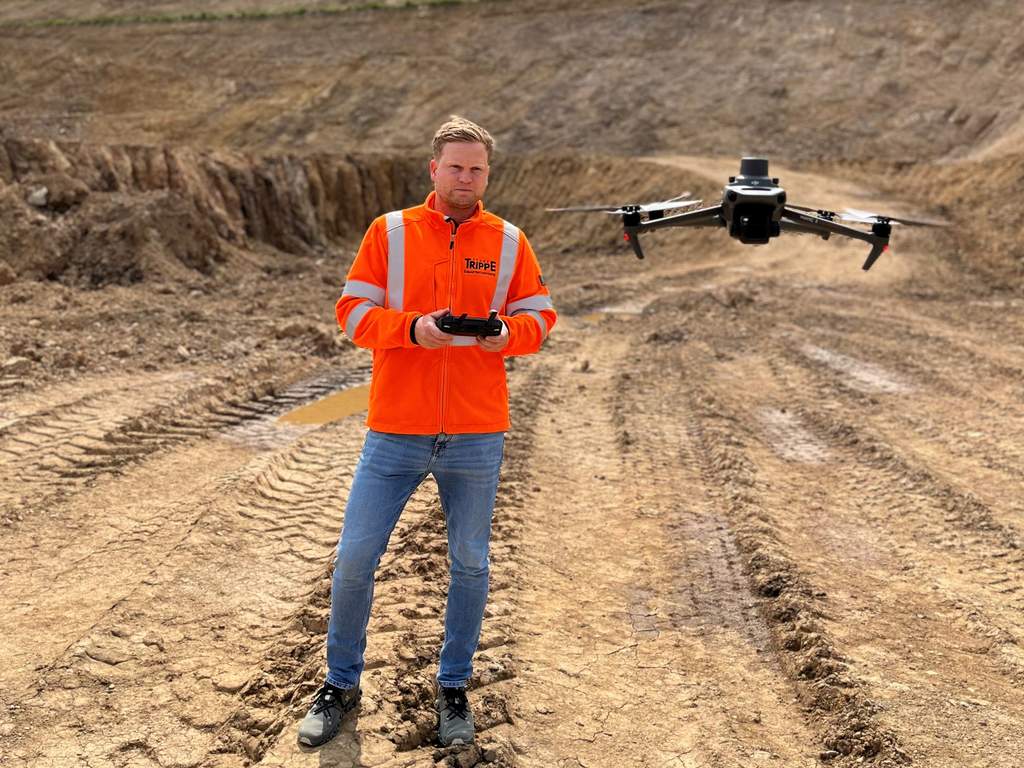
[{"xmin": 2, "ymin": 2, "xmax": 1024, "ymax": 767}]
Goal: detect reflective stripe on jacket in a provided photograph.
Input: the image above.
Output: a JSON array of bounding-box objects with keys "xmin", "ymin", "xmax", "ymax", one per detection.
[{"xmin": 336, "ymin": 191, "xmax": 557, "ymax": 434}]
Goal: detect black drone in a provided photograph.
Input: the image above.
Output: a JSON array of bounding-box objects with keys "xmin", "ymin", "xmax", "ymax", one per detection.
[{"xmin": 547, "ymin": 157, "xmax": 947, "ymax": 270}]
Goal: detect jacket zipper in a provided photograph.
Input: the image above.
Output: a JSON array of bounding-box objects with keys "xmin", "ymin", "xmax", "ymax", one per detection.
[{"xmin": 440, "ymin": 219, "xmax": 457, "ymax": 433}]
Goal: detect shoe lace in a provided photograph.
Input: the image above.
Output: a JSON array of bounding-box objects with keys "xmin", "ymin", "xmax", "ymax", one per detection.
[
  {"xmin": 312, "ymin": 684, "xmax": 341, "ymax": 715},
  {"xmin": 442, "ymin": 687, "xmax": 469, "ymax": 721}
]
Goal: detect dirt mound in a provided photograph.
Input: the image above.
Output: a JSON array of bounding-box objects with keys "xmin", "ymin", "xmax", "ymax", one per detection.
[
  {"xmin": 0, "ymin": 183, "xmax": 63, "ymax": 282},
  {"xmin": 0, "ymin": 138, "xmax": 431, "ymax": 251},
  {"xmin": 0, "ymin": 178, "xmax": 224, "ymax": 286},
  {"xmin": 64, "ymin": 191, "xmax": 226, "ymax": 286}
]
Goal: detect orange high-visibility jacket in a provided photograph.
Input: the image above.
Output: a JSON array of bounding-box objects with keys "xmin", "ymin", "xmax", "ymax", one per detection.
[{"xmin": 336, "ymin": 192, "xmax": 557, "ymax": 434}]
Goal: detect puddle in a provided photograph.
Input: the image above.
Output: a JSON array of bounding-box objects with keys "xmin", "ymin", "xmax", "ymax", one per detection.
[
  {"xmin": 219, "ymin": 367, "xmax": 370, "ymax": 450},
  {"xmin": 278, "ymin": 384, "xmax": 370, "ymax": 426},
  {"xmin": 758, "ymin": 408, "xmax": 830, "ymax": 464},
  {"xmin": 801, "ymin": 344, "xmax": 910, "ymax": 394}
]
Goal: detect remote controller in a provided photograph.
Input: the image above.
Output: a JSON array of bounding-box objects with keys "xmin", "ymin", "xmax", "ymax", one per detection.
[{"xmin": 436, "ymin": 310, "xmax": 503, "ymax": 337}]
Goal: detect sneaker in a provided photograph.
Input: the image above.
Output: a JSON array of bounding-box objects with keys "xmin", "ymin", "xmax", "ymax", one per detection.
[
  {"xmin": 436, "ymin": 685, "xmax": 474, "ymax": 746},
  {"xmin": 297, "ymin": 682, "xmax": 360, "ymax": 747}
]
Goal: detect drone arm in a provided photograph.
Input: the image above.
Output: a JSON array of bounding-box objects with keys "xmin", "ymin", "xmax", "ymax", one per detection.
[
  {"xmin": 781, "ymin": 206, "xmax": 889, "ymax": 270},
  {"xmin": 777, "ymin": 219, "xmax": 833, "ymax": 239},
  {"xmin": 620, "ymin": 205, "xmax": 724, "ymax": 260},
  {"xmin": 781, "ymin": 207, "xmax": 875, "ymax": 243},
  {"xmin": 635, "ymin": 204, "xmax": 725, "ymax": 233}
]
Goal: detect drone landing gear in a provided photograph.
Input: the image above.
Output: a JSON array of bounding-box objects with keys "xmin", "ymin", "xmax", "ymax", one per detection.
[
  {"xmin": 861, "ymin": 221, "xmax": 892, "ymax": 271},
  {"xmin": 622, "ymin": 208, "xmax": 645, "ymax": 259}
]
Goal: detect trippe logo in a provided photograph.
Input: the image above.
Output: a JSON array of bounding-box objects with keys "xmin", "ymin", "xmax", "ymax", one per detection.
[{"xmin": 463, "ymin": 257, "xmax": 497, "ymax": 275}]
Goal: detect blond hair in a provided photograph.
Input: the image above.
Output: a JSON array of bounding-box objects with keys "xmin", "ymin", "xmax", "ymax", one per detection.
[{"xmin": 432, "ymin": 115, "xmax": 495, "ymax": 160}]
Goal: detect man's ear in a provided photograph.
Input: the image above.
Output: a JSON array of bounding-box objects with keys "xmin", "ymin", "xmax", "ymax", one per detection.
[{"xmin": 429, "ymin": 157, "xmax": 438, "ymax": 182}]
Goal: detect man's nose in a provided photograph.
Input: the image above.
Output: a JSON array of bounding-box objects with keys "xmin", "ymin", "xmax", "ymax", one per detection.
[{"xmin": 457, "ymin": 169, "xmax": 473, "ymax": 183}]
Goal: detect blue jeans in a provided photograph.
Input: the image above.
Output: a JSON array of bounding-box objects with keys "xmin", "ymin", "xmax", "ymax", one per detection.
[{"xmin": 326, "ymin": 428, "xmax": 505, "ymax": 690}]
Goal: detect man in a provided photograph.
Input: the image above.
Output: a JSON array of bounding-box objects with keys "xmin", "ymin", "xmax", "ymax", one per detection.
[{"xmin": 298, "ymin": 116, "xmax": 556, "ymax": 749}]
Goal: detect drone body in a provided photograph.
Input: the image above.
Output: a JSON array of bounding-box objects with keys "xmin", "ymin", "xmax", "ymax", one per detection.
[
  {"xmin": 547, "ymin": 157, "xmax": 946, "ymax": 270},
  {"xmin": 720, "ymin": 157, "xmax": 786, "ymax": 244}
]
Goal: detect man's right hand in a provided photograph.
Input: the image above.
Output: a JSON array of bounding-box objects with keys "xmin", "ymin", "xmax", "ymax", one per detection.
[{"xmin": 415, "ymin": 308, "xmax": 455, "ymax": 349}]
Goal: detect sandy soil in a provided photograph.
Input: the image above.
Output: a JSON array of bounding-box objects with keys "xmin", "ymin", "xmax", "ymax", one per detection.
[{"xmin": 2, "ymin": 3, "xmax": 1024, "ymax": 767}]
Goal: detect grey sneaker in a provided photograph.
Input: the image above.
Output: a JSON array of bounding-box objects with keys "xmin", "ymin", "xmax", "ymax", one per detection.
[
  {"xmin": 436, "ymin": 685, "xmax": 474, "ymax": 746},
  {"xmin": 297, "ymin": 682, "xmax": 360, "ymax": 747}
]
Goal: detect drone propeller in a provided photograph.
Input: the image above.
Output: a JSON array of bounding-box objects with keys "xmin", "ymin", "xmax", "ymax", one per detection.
[
  {"xmin": 607, "ymin": 198, "xmax": 702, "ymax": 216},
  {"xmin": 841, "ymin": 207, "xmax": 949, "ymax": 228},
  {"xmin": 546, "ymin": 192, "xmax": 697, "ymax": 215},
  {"xmin": 788, "ymin": 203, "xmax": 949, "ymax": 228}
]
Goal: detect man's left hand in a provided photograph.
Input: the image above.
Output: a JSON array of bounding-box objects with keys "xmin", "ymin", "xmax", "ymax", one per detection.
[{"xmin": 478, "ymin": 320, "xmax": 509, "ymax": 353}]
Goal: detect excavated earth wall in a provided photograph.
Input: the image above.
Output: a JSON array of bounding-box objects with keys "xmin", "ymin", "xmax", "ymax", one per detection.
[
  {"xmin": 0, "ymin": 138, "xmax": 427, "ymax": 284},
  {"xmin": 843, "ymin": 155, "xmax": 1024, "ymax": 289},
  {"xmin": 0, "ymin": 138, "xmax": 712, "ymax": 288}
]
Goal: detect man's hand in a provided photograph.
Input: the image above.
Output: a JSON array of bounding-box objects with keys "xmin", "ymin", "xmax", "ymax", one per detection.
[
  {"xmin": 478, "ymin": 319, "xmax": 509, "ymax": 353},
  {"xmin": 416, "ymin": 308, "xmax": 455, "ymax": 349}
]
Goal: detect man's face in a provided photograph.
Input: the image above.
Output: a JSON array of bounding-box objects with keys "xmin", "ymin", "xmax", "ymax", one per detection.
[{"xmin": 430, "ymin": 141, "xmax": 489, "ymax": 212}]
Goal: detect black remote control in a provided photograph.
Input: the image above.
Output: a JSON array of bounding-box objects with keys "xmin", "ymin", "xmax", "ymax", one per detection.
[{"xmin": 437, "ymin": 310, "xmax": 503, "ymax": 337}]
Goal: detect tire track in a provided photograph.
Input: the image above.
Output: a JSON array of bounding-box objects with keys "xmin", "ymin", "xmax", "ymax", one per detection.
[
  {"xmin": 228, "ymin": 358, "xmax": 554, "ymax": 768},
  {"xmin": 621, "ymin": 327, "xmax": 909, "ymax": 766},
  {"xmin": 0, "ymin": 354, "xmax": 547, "ymax": 768},
  {"xmin": 0, "ymin": 409, "xmax": 371, "ymax": 768},
  {"xmin": 764, "ymin": 345, "xmax": 1024, "ymax": 681},
  {"xmin": 636, "ymin": 279, "xmax": 1024, "ymax": 764},
  {"xmin": 688, "ymin": 283, "xmax": 1024, "ymax": 536},
  {"xmin": 506, "ymin": 317, "xmax": 821, "ymax": 768},
  {"xmin": 0, "ymin": 359, "xmax": 370, "ymax": 526}
]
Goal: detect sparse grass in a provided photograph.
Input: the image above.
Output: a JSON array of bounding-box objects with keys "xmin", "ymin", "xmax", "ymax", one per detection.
[{"xmin": 0, "ymin": 0, "xmax": 487, "ymax": 29}]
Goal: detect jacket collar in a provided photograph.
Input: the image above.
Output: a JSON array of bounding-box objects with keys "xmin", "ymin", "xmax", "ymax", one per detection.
[{"xmin": 422, "ymin": 191, "xmax": 485, "ymax": 228}]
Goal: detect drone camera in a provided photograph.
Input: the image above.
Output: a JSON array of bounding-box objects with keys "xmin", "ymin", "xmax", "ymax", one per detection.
[{"xmin": 731, "ymin": 203, "xmax": 779, "ymax": 244}]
